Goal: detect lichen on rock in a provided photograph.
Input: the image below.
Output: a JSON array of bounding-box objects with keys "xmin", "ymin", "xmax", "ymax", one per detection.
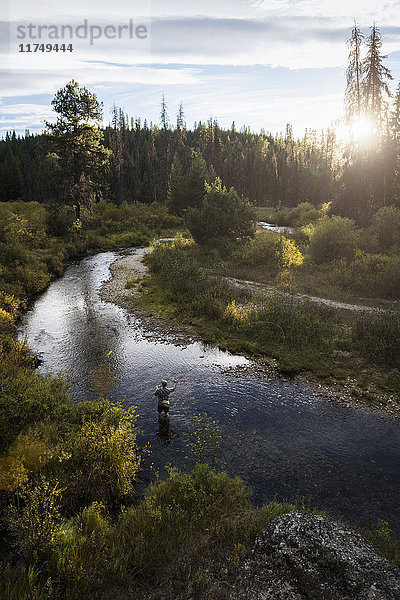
[{"xmin": 232, "ymin": 511, "xmax": 400, "ymax": 599}]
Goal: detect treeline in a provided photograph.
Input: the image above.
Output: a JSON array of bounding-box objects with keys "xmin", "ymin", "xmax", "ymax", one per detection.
[
  {"xmin": 0, "ymin": 24, "xmax": 399, "ymax": 226},
  {"xmin": 0, "ymin": 115, "xmax": 339, "ymax": 210}
]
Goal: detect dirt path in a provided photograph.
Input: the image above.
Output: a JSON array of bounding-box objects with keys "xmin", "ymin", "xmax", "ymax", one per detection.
[
  {"xmin": 223, "ymin": 276, "xmax": 396, "ymax": 315},
  {"xmin": 101, "ymin": 249, "xmax": 396, "ymax": 317}
]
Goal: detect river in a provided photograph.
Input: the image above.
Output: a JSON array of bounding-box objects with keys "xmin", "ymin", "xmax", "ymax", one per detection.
[{"xmin": 18, "ymin": 248, "xmax": 400, "ymax": 535}]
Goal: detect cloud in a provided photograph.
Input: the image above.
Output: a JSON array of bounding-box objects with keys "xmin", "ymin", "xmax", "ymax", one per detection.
[
  {"xmin": 0, "ymin": 57, "xmax": 200, "ymax": 98},
  {"xmin": 5, "ymin": 16, "xmax": 400, "ymax": 72},
  {"xmin": 1, "ymin": 2, "xmax": 400, "ymax": 136},
  {"xmin": 150, "ymin": 16, "xmax": 349, "ymax": 68}
]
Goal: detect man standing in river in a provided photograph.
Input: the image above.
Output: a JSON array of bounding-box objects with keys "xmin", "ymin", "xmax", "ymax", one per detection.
[{"xmin": 154, "ymin": 379, "xmax": 179, "ymax": 418}]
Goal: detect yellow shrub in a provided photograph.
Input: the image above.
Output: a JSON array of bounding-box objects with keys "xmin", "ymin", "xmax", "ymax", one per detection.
[{"xmin": 280, "ymin": 236, "xmax": 303, "ymax": 268}]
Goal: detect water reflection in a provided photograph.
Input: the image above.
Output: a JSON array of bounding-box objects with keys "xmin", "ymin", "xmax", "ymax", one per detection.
[{"xmin": 18, "ymin": 249, "xmax": 400, "ymax": 536}]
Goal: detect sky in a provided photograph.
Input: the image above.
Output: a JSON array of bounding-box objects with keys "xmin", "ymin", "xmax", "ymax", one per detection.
[{"xmin": 1, "ymin": 0, "xmax": 400, "ymax": 137}]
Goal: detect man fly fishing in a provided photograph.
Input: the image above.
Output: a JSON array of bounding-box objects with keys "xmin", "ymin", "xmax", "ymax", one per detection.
[{"xmin": 154, "ymin": 379, "xmax": 179, "ymax": 419}]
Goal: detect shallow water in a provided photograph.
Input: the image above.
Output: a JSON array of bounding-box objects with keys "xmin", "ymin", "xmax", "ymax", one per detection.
[
  {"xmin": 257, "ymin": 221, "xmax": 295, "ymax": 234},
  {"xmin": 18, "ymin": 249, "xmax": 400, "ymax": 535}
]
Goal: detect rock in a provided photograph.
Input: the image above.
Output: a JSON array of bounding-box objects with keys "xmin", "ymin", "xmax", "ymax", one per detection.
[{"xmin": 232, "ymin": 511, "xmax": 400, "ymax": 599}]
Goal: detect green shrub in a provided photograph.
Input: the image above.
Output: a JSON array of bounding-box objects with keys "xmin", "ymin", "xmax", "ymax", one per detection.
[
  {"xmin": 378, "ymin": 255, "xmax": 400, "ymax": 298},
  {"xmin": 117, "ymin": 464, "xmax": 253, "ymax": 582},
  {"xmin": 232, "ymin": 230, "xmax": 281, "ymax": 273},
  {"xmin": 372, "ymin": 206, "xmax": 400, "ymax": 252},
  {"xmin": 362, "ymin": 519, "xmax": 400, "ymax": 565},
  {"xmin": 147, "ymin": 238, "xmax": 210, "ymax": 301},
  {"xmin": 0, "ymin": 366, "xmax": 72, "ymax": 452},
  {"xmin": 289, "ymin": 202, "xmax": 320, "ymax": 226},
  {"xmin": 352, "ymin": 311, "xmax": 400, "ymax": 367},
  {"xmin": 185, "ymin": 178, "xmax": 255, "ymax": 249},
  {"xmin": 308, "ymin": 216, "xmax": 357, "ymax": 263},
  {"xmin": 330, "ymin": 252, "xmax": 400, "ymax": 299},
  {"xmin": 52, "ymin": 502, "xmax": 114, "ymax": 598},
  {"xmin": 258, "ymin": 202, "xmax": 321, "ymax": 227}
]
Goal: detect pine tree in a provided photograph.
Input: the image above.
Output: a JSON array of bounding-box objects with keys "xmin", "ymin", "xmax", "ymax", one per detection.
[
  {"xmin": 167, "ymin": 153, "xmax": 186, "ymax": 215},
  {"xmin": 109, "ymin": 106, "xmax": 134, "ymax": 204},
  {"xmin": 45, "ymin": 80, "xmax": 110, "ymax": 220},
  {"xmin": 186, "ymin": 151, "xmax": 209, "ymax": 209},
  {"xmin": 390, "ymin": 83, "xmax": 400, "ymax": 205},
  {"xmin": 363, "ymin": 24, "xmax": 393, "ymax": 132},
  {"xmin": 160, "ymin": 94, "xmax": 169, "ymax": 130},
  {"xmin": 177, "ymin": 102, "xmax": 185, "ymax": 131},
  {"xmin": 0, "ymin": 149, "xmax": 23, "ymax": 201},
  {"xmin": 345, "ymin": 21, "xmax": 364, "ymax": 122},
  {"xmin": 185, "ymin": 178, "xmax": 255, "ymax": 248}
]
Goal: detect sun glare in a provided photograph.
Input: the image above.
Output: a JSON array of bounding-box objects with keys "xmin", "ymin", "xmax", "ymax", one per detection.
[
  {"xmin": 351, "ymin": 116, "xmax": 374, "ymax": 142},
  {"xmin": 335, "ymin": 116, "xmax": 375, "ymax": 146}
]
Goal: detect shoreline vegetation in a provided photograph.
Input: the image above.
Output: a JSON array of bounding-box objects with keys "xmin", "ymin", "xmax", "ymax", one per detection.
[{"xmin": 106, "ymin": 232, "xmax": 400, "ymax": 417}]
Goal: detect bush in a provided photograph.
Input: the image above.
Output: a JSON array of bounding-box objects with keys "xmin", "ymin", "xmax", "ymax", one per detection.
[
  {"xmin": 352, "ymin": 311, "xmax": 400, "ymax": 367},
  {"xmin": 258, "ymin": 202, "xmax": 322, "ymax": 227},
  {"xmin": 230, "ymin": 231, "xmax": 303, "ymax": 276},
  {"xmin": 185, "ymin": 178, "xmax": 255, "ymax": 250},
  {"xmin": 49, "ymin": 466, "xmax": 294, "ymax": 597},
  {"xmin": 0, "ymin": 366, "xmax": 72, "ymax": 452},
  {"xmin": 372, "ymin": 206, "xmax": 400, "ymax": 252},
  {"xmin": 117, "ymin": 464, "xmax": 254, "ymax": 583},
  {"xmin": 378, "ymin": 255, "xmax": 400, "ymax": 298},
  {"xmin": 61, "ymin": 405, "xmax": 140, "ymax": 509},
  {"xmin": 5, "ymin": 475, "xmax": 62, "ymax": 562},
  {"xmin": 329, "ymin": 252, "xmax": 400, "ymax": 299},
  {"xmin": 233, "ymin": 230, "xmax": 281, "ymax": 273},
  {"xmin": 147, "ymin": 238, "xmax": 210, "ymax": 301},
  {"xmin": 288, "ymin": 202, "xmax": 320, "ymax": 226},
  {"xmin": 308, "ymin": 216, "xmax": 357, "ymax": 263},
  {"xmin": 52, "ymin": 502, "xmax": 113, "ymax": 598}
]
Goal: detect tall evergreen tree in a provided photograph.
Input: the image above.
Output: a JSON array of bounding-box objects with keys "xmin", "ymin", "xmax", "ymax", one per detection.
[
  {"xmin": 0, "ymin": 149, "xmax": 23, "ymax": 201},
  {"xmin": 109, "ymin": 105, "xmax": 134, "ymax": 204},
  {"xmin": 390, "ymin": 83, "xmax": 400, "ymax": 205},
  {"xmin": 345, "ymin": 21, "xmax": 364, "ymax": 122},
  {"xmin": 167, "ymin": 153, "xmax": 186, "ymax": 215},
  {"xmin": 45, "ymin": 80, "xmax": 110, "ymax": 220},
  {"xmin": 186, "ymin": 151, "xmax": 209, "ymax": 209},
  {"xmin": 362, "ymin": 24, "xmax": 393, "ymax": 132}
]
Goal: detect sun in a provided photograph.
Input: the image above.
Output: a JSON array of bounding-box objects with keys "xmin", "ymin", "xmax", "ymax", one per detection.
[
  {"xmin": 350, "ymin": 116, "xmax": 374, "ymax": 143},
  {"xmin": 335, "ymin": 116, "xmax": 375, "ymax": 146}
]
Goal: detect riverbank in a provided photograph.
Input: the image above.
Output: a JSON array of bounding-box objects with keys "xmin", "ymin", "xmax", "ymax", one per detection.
[
  {"xmin": 100, "ymin": 249, "xmax": 203, "ymax": 346},
  {"xmin": 100, "ymin": 247, "xmax": 400, "ymax": 417}
]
